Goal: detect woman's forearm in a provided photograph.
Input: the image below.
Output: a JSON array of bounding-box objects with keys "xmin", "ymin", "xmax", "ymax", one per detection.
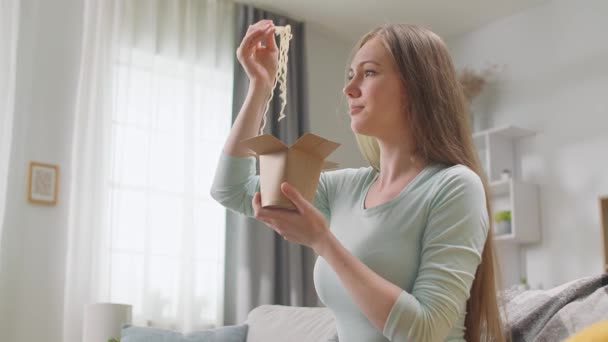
[
  {"xmin": 315, "ymin": 233, "xmax": 403, "ymax": 333},
  {"xmin": 223, "ymin": 84, "xmax": 271, "ymax": 157}
]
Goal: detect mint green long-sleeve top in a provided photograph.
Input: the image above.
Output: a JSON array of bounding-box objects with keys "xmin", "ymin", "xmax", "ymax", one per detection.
[{"xmin": 210, "ymin": 151, "xmax": 489, "ymax": 342}]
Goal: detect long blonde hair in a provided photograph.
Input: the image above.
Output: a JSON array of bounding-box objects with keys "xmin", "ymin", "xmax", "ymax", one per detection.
[{"xmin": 350, "ymin": 24, "xmax": 507, "ymax": 342}]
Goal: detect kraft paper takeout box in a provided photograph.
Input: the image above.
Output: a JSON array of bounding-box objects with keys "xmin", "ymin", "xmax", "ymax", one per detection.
[{"xmin": 240, "ymin": 133, "xmax": 340, "ymax": 209}]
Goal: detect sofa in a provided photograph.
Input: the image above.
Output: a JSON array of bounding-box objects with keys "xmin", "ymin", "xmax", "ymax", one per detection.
[
  {"xmin": 245, "ymin": 304, "xmax": 336, "ymax": 342},
  {"xmin": 243, "ymin": 273, "xmax": 608, "ymax": 342},
  {"xmin": 121, "ymin": 274, "xmax": 607, "ymax": 341},
  {"xmin": 120, "ymin": 304, "xmax": 337, "ymax": 342}
]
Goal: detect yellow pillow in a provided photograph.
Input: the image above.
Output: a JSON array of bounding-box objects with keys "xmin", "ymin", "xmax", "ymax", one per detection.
[{"xmin": 566, "ymin": 321, "xmax": 608, "ymax": 342}]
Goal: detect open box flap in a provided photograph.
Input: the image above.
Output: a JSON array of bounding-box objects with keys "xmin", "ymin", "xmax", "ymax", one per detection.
[
  {"xmin": 321, "ymin": 161, "xmax": 339, "ymax": 170},
  {"xmin": 240, "ymin": 134, "xmax": 287, "ymax": 155},
  {"xmin": 291, "ymin": 133, "xmax": 340, "ymax": 160}
]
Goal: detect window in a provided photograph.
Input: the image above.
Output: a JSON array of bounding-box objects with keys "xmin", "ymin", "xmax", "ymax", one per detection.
[{"xmin": 106, "ymin": 48, "xmax": 231, "ymax": 329}]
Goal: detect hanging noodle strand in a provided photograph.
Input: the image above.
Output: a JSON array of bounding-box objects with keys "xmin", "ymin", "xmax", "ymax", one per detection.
[{"xmin": 259, "ymin": 25, "xmax": 293, "ymax": 135}]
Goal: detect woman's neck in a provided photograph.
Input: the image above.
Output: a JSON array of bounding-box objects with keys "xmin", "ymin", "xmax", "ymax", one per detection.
[{"xmin": 375, "ymin": 136, "xmax": 426, "ymax": 190}]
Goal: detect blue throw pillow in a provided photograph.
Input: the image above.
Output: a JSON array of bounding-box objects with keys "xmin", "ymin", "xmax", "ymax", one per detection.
[{"xmin": 121, "ymin": 324, "xmax": 248, "ymax": 342}]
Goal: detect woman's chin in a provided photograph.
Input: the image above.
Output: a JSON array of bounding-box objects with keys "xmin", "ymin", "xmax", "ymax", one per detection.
[{"xmin": 350, "ymin": 120, "xmax": 369, "ymax": 135}]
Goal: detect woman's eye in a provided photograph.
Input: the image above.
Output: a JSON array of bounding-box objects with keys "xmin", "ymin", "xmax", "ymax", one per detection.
[{"xmin": 346, "ymin": 70, "xmax": 376, "ymax": 81}]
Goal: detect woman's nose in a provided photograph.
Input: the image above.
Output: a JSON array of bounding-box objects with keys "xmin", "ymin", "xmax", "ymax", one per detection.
[{"xmin": 343, "ymin": 80, "xmax": 360, "ymax": 98}]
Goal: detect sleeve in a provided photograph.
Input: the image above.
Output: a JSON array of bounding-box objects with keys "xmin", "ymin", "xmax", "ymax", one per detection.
[
  {"xmin": 209, "ymin": 151, "xmax": 332, "ymax": 221},
  {"xmin": 382, "ymin": 167, "xmax": 489, "ymax": 342}
]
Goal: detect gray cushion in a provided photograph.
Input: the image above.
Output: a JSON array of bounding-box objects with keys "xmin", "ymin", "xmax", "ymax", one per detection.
[
  {"xmin": 245, "ymin": 305, "xmax": 336, "ymax": 342},
  {"xmin": 121, "ymin": 324, "xmax": 248, "ymax": 342}
]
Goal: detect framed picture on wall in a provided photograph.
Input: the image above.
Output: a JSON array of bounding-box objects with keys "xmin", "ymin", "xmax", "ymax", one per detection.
[{"xmin": 27, "ymin": 161, "xmax": 59, "ymax": 205}]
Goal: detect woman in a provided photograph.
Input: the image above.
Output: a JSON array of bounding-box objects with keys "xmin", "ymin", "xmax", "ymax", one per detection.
[{"xmin": 211, "ymin": 19, "xmax": 506, "ymax": 342}]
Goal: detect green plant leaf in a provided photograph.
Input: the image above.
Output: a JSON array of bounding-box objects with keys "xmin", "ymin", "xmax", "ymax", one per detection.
[{"xmin": 493, "ymin": 210, "xmax": 511, "ymax": 222}]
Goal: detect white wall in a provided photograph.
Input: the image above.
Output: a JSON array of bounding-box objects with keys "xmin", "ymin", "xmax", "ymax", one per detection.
[
  {"xmin": 446, "ymin": 0, "xmax": 608, "ymax": 289},
  {"xmin": 305, "ymin": 24, "xmax": 366, "ymax": 169},
  {"xmin": 0, "ymin": 0, "xmax": 83, "ymax": 341}
]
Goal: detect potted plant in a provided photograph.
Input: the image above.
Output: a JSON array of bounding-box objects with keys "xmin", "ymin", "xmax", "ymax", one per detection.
[
  {"xmin": 457, "ymin": 64, "xmax": 502, "ymax": 132},
  {"xmin": 493, "ymin": 210, "xmax": 512, "ymax": 235}
]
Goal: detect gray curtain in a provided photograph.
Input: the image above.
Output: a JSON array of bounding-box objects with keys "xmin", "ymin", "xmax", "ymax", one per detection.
[{"xmin": 223, "ymin": 4, "xmax": 318, "ymax": 325}]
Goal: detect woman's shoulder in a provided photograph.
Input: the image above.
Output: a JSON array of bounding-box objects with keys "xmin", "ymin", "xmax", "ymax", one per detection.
[
  {"xmin": 319, "ymin": 165, "xmax": 375, "ymax": 196},
  {"xmin": 425, "ymin": 163, "xmax": 485, "ymax": 205},
  {"xmin": 431, "ymin": 163, "xmax": 483, "ymax": 189},
  {"xmin": 321, "ymin": 165, "xmax": 375, "ymax": 184}
]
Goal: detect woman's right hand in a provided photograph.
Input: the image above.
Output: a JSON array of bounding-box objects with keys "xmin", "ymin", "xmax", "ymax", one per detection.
[{"xmin": 236, "ymin": 20, "xmax": 278, "ymax": 91}]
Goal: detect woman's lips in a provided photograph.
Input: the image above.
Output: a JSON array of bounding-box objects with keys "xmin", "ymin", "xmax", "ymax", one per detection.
[{"xmin": 349, "ymin": 106, "xmax": 364, "ymax": 114}]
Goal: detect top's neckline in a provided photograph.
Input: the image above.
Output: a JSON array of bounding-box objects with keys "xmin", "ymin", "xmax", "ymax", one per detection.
[{"xmin": 360, "ymin": 164, "xmax": 438, "ymax": 215}]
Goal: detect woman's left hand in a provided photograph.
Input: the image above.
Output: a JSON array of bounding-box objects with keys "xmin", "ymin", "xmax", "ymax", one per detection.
[{"xmin": 252, "ymin": 182, "xmax": 330, "ymax": 251}]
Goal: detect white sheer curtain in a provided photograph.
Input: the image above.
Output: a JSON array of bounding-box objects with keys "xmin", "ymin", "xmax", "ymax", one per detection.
[
  {"xmin": 63, "ymin": 1, "xmax": 234, "ymax": 341},
  {"xmin": 0, "ymin": 0, "xmax": 20, "ymax": 246}
]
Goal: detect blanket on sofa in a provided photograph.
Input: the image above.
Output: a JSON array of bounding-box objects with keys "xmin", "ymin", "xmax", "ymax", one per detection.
[{"xmin": 502, "ymin": 273, "xmax": 608, "ymax": 342}]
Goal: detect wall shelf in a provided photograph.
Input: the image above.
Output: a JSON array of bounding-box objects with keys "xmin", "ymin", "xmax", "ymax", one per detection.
[
  {"xmin": 474, "ymin": 125, "xmax": 541, "ymax": 289},
  {"xmin": 473, "ymin": 125, "xmax": 535, "ymax": 183},
  {"xmin": 474, "ymin": 125, "xmax": 540, "ymax": 244},
  {"xmin": 490, "ymin": 179, "xmax": 541, "ymax": 244}
]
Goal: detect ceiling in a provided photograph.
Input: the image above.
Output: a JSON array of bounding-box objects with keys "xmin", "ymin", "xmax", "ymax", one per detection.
[{"xmin": 238, "ymin": 0, "xmax": 549, "ymax": 43}]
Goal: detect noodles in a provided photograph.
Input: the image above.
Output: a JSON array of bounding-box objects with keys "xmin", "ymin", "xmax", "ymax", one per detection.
[{"xmin": 259, "ymin": 25, "xmax": 293, "ymax": 135}]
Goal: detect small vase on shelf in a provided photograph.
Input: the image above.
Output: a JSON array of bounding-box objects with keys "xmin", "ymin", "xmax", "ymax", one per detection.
[
  {"xmin": 501, "ymin": 169, "xmax": 511, "ymax": 181},
  {"xmin": 493, "ymin": 210, "xmax": 512, "ymax": 235}
]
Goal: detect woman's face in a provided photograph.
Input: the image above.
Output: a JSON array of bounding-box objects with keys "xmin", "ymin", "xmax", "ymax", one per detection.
[{"xmin": 343, "ymin": 36, "xmax": 409, "ymax": 139}]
